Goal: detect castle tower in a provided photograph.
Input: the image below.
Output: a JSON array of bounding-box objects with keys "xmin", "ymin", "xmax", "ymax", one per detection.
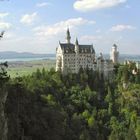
[
  {"xmin": 66, "ymin": 28, "xmax": 71, "ymax": 44},
  {"xmin": 110, "ymin": 44, "xmax": 119, "ymax": 64}
]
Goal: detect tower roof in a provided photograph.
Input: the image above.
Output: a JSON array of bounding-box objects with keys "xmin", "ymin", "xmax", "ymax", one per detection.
[
  {"xmin": 67, "ymin": 28, "xmax": 70, "ymax": 36},
  {"xmin": 75, "ymin": 38, "xmax": 79, "ymax": 45},
  {"xmin": 66, "ymin": 28, "xmax": 71, "ymax": 43},
  {"xmin": 113, "ymin": 44, "xmax": 117, "ymax": 48}
]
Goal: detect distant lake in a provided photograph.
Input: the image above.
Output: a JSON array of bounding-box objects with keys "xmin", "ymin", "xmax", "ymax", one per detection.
[
  {"xmin": 0, "ymin": 56, "xmax": 56, "ymax": 62},
  {"xmin": 0, "ymin": 54, "xmax": 140, "ymax": 63}
]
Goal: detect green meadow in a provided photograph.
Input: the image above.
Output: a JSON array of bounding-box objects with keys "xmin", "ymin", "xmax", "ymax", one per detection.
[{"xmin": 7, "ymin": 59, "xmax": 56, "ymax": 78}]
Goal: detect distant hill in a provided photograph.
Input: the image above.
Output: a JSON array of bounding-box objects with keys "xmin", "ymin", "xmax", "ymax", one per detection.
[
  {"xmin": 0, "ymin": 51, "xmax": 140, "ymax": 62},
  {"xmin": 0, "ymin": 51, "xmax": 55, "ymax": 59}
]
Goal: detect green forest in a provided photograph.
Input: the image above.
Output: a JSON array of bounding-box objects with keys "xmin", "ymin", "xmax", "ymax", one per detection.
[{"xmin": 1, "ymin": 62, "xmax": 140, "ymax": 140}]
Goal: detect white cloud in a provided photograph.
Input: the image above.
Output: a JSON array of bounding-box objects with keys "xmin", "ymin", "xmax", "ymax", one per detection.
[
  {"xmin": 36, "ymin": 2, "xmax": 50, "ymax": 7},
  {"xmin": 0, "ymin": 12, "xmax": 9, "ymax": 18},
  {"xmin": 80, "ymin": 35, "xmax": 102, "ymax": 42},
  {"xmin": 33, "ymin": 17, "xmax": 96, "ymax": 39},
  {"xmin": 74, "ymin": 0, "xmax": 127, "ymax": 12},
  {"xmin": 0, "ymin": 21, "xmax": 11, "ymax": 29},
  {"xmin": 20, "ymin": 12, "xmax": 37, "ymax": 25},
  {"xmin": 110, "ymin": 24, "xmax": 136, "ymax": 32}
]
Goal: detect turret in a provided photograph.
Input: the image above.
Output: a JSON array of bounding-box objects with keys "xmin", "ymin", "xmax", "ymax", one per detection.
[
  {"xmin": 66, "ymin": 28, "xmax": 71, "ymax": 44},
  {"xmin": 75, "ymin": 38, "xmax": 79, "ymax": 54},
  {"xmin": 110, "ymin": 44, "xmax": 119, "ymax": 63}
]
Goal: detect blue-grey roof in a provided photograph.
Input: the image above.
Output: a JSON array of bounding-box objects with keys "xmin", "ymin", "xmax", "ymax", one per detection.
[{"xmin": 59, "ymin": 43, "xmax": 95, "ymax": 54}]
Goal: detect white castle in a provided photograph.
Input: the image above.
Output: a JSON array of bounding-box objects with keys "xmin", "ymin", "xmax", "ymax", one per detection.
[{"xmin": 56, "ymin": 29, "xmax": 119, "ymax": 77}]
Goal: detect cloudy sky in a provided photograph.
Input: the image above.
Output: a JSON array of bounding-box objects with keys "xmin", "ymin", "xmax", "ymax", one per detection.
[{"xmin": 0, "ymin": 0, "xmax": 140, "ymax": 54}]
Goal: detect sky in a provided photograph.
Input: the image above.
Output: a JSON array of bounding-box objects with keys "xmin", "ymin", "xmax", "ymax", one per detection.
[{"xmin": 0, "ymin": 0, "xmax": 140, "ymax": 54}]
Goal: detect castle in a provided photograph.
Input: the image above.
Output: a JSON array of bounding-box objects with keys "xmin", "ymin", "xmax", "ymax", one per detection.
[{"xmin": 56, "ymin": 29, "xmax": 119, "ymax": 77}]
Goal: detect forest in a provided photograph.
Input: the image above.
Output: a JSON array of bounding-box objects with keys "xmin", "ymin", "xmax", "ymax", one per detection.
[{"xmin": 0, "ymin": 62, "xmax": 140, "ymax": 140}]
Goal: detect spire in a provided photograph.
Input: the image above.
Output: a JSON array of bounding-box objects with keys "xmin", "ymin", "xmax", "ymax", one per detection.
[
  {"xmin": 75, "ymin": 38, "xmax": 79, "ymax": 54},
  {"xmin": 75, "ymin": 37, "xmax": 79, "ymax": 45},
  {"xmin": 66, "ymin": 28, "xmax": 71, "ymax": 44}
]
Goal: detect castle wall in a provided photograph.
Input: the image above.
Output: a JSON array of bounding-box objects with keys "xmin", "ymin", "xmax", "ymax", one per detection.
[{"xmin": 61, "ymin": 53, "xmax": 95, "ymax": 73}]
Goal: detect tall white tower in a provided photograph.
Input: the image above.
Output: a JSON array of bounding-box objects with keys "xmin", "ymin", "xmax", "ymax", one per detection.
[{"xmin": 110, "ymin": 44, "xmax": 119, "ymax": 64}]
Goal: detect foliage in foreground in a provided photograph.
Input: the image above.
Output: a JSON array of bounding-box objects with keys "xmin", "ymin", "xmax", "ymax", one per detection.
[{"xmin": 3, "ymin": 64, "xmax": 140, "ymax": 140}]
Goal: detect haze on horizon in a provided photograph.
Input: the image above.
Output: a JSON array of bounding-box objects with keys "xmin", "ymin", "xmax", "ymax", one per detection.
[{"xmin": 0, "ymin": 0, "xmax": 140, "ymax": 54}]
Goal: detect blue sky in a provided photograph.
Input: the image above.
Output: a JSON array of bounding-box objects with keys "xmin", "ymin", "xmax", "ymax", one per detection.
[{"xmin": 0, "ymin": 0, "xmax": 140, "ymax": 54}]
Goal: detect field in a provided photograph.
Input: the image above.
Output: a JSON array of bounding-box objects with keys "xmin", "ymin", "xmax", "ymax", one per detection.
[{"xmin": 7, "ymin": 59, "xmax": 56, "ymax": 78}]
